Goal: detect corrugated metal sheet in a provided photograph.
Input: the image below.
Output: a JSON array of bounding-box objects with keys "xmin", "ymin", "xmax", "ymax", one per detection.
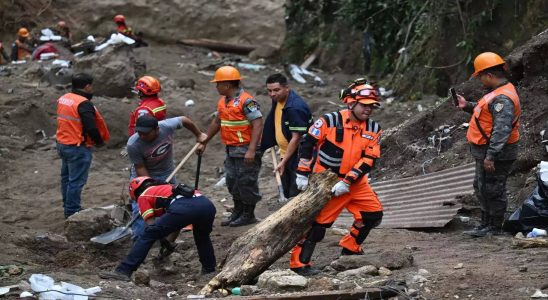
[{"xmin": 335, "ymin": 163, "xmax": 475, "ymax": 229}]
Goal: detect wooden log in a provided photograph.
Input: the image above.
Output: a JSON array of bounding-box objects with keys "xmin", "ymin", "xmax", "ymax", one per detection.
[
  {"xmin": 200, "ymin": 172, "xmax": 339, "ymax": 295},
  {"xmin": 512, "ymin": 237, "xmax": 548, "ymax": 248},
  {"xmin": 177, "ymin": 38, "xmax": 257, "ymax": 55}
]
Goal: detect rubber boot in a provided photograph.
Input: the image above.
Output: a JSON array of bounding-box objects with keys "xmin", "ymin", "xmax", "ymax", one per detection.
[
  {"xmin": 229, "ymin": 204, "xmax": 258, "ymax": 227},
  {"xmin": 463, "ymin": 211, "xmax": 489, "ymax": 237},
  {"xmin": 341, "ymin": 247, "xmax": 364, "ymax": 256},
  {"xmin": 221, "ymin": 200, "xmax": 243, "ymax": 226}
]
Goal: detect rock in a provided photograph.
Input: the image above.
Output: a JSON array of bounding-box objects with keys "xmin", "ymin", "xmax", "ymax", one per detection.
[
  {"xmin": 378, "ymin": 267, "xmax": 392, "ymax": 277},
  {"xmin": 65, "ymin": 207, "xmax": 114, "ymax": 241},
  {"xmin": 407, "ymin": 288, "xmax": 419, "ymax": 297},
  {"xmin": 417, "ymin": 269, "xmax": 430, "ymax": 277},
  {"xmin": 134, "ymin": 270, "xmax": 150, "ymax": 286},
  {"xmin": 330, "ymin": 228, "xmax": 348, "ymax": 236},
  {"xmin": 454, "ymin": 263, "xmax": 464, "ymax": 269},
  {"xmin": 322, "ymin": 265, "xmax": 337, "ymax": 275},
  {"xmin": 257, "ymin": 269, "xmax": 308, "ymax": 292},
  {"xmin": 518, "ymin": 266, "xmax": 528, "ymax": 272},
  {"xmin": 380, "ymin": 250, "xmax": 414, "ymax": 270},
  {"xmin": 308, "ymin": 277, "xmax": 336, "ymax": 291},
  {"xmin": 337, "ymin": 265, "xmax": 378, "ymax": 279},
  {"xmin": 249, "ymin": 45, "xmax": 278, "ymax": 60},
  {"xmin": 177, "ymin": 78, "xmax": 196, "ymax": 89},
  {"xmin": 458, "ymin": 283, "xmax": 469, "ymax": 290},
  {"xmin": 330, "ymin": 255, "xmax": 381, "ymax": 271},
  {"xmin": 73, "ymin": 45, "xmax": 142, "ymax": 97},
  {"xmin": 8, "ymin": 265, "xmax": 23, "ymax": 275},
  {"xmin": 240, "ymin": 285, "xmax": 259, "ymax": 296},
  {"xmin": 411, "ymin": 274, "xmax": 428, "ymax": 284}
]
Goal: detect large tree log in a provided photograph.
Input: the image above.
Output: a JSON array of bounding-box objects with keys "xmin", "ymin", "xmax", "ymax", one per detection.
[
  {"xmin": 200, "ymin": 172, "xmax": 339, "ymax": 295},
  {"xmin": 177, "ymin": 38, "xmax": 257, "ymax": 55}
]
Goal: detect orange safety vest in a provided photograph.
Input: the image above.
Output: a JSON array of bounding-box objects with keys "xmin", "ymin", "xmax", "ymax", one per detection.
[
  {"xmin": 56, "ymin": 93, "xmax": 110, "ymax": 147},
  {"xmin": 217, "ymin": 91, "xmax": 255, "ymax": 146},
  {"xmin": 299, "ymin": 109, "xmax": 382, "ymax": 184},
  {"xmin": 466, "ymin": 82, "xmax": 521, "ymax": 145},
  {"xmin": 15, "ymin": 40, "xmax": 31, "ymax": 60},
  {"xmin": 128, "ymin": 97, "xmax": 167, "ymax": 136}
]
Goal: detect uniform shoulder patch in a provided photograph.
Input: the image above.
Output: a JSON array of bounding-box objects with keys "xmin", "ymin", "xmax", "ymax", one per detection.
[
  {"xmin": 313, "ymin": 119, "xmax": 324, "ymax": 128},
  {"xmin": 494, "ymin": 103, "xmax": 504, "ymax": 112},
  {"xmin": 245, "ymin": 99, "xmax": 259, "ymax": 112}
]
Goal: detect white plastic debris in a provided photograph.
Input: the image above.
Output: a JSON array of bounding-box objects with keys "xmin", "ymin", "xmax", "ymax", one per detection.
[
  {"xmin": 94, "ymin": 33, "xmax": 135, "ymax": 51},
  {"xmin": 86, "ymin": 35, "xmax": 95, "ymax": 42},
  {"xmin": 29, "ymin": 274, "xmax": 101, "ymax": 300},
  {"xmin": 52, "ymin": 60, "xmax": 70, "ymax": 68},
  {"xmin": 531, "ymin": 289, "xmax": 548, "ymax": 298},
  {"xmin": 237, "ymin": 62, "xmax": 266, "ymax": 71},
  {"xmin": 417, "ymin": 104, "xmax": 424, "ymax": 112},
  {"xmin": 185, "ymin": 100, "xmax": 195, "ymax": 107},
  {"xmin": 215, "ymin": 176, "xmax": 226, "ymax": 187},
  {"xmin": 40, "ymin": 53, "xmax": 57, "ymax": 60}
]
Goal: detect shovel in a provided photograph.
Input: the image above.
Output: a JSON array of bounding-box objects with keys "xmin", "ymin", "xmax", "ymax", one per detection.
[
  {"xmin": 90, "ymin": 143, "xmax": 200, "ymax": 244},
  {"xmin": 270, "ymin": 148, "xmax": 288, "ymax": 203}
]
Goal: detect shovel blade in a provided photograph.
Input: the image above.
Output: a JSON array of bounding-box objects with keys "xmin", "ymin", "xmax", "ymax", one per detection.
[{"xmin": 90, "ymin": 226, "xmax": 131, "ymax": 244}]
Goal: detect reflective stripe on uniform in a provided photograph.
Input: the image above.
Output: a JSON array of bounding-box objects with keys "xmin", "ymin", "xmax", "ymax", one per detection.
[
  {"xmin": 236, "ymin": 131, "xmax": 244, "ymax": 143},
  {"xmin": 151, "ymin": 105, "xmax": 166, "ymax": 113},
  {"xmin": 289, "ymin": 126, "xmax": 308, "ymax": 131},
  {"xmin": 141, "ymin": 208, "xmax": 154, "ymax": 219},
  {"xmin": 220, "ymin": 120, "xmax": 251, "ymax": 126},
  {"xmin": 57, "ymin": 114, "xmax": 81, "ymax": 122}
]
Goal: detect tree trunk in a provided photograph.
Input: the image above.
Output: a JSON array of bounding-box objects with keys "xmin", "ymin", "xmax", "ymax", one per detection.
[
  {"xmin": 177, "ymin": 38, "xmax": 257, "ymax": 55},
  {"xmin": 200, "ymin": 171, "xmax": 339, "ymax": 295}
]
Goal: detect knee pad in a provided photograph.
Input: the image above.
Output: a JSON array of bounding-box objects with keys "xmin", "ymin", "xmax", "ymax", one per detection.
[
  {"xmin": 306, "ymin": 223, "xmax": 329, "ymax": 242},
  {"xmin": 353, "ymin": 211, "xmax": 383, "ymax": 245},
  {"xmin": 360, "ymin": 211, "xmax": 383, "ymax": 228}
]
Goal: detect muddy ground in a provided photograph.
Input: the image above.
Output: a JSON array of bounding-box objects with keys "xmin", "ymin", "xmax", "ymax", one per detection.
[{"xmin": 1, "ymin": 28, "xmax": 548, "ymax": 300}]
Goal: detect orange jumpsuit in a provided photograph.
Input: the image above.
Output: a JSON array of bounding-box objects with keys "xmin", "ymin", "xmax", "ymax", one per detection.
[{"xmin": 290, "ymin": 109, "xmax": 383, "ymax": 269}]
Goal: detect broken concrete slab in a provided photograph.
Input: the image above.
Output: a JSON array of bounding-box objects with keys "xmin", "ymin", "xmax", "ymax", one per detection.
[
  {"xmin": 337, "ymin": 265, "xmax": 378, "ymax": 279},
  {"xmin": 257, "ymin": 270, "xmax": 308, "ymax": 292},
  {"xmin": 64, "ymin": 207, "xmax": 116, "ymax": 242}
]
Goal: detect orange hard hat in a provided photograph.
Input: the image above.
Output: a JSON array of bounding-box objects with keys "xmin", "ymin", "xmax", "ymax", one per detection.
[
  {"xmin": 129, "ymin": 176, "xmax": 152, "ymax": 199},
  {"xmin": 210, "ymin": 66, "xmax": 242, "ymax": 82},
  {"xmin": 340, "ymin": 78, "xmax": 380, "ymax": 106},
  {"xmin": 113, "ymin": 14, "xmax": 126, "ymax": 23},
  {"xmin": 18, "ymin": 27, "xmax": 29, "ymax": 38},
  {"xmin": 472, "ymin": 52, "xmax": 505, "ymax": 77},
  {"xmin": 135, "ymin": 76, "xmax": 161, "ymax": 95},
  {"xmin": 57, "ymin": 21, "xmax": 67, "ymax": 28}
]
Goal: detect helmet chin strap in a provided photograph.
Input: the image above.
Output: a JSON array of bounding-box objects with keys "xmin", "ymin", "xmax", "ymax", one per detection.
[{"xmin": 349, "ymin": 101, "xmax": 360, "ymax": 120}]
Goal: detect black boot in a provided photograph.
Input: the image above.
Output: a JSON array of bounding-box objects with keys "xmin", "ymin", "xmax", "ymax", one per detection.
[
  {"xmin": 464, "ymin": 215, "xmax": 503, "ymax": 237},
  {"xmin": 229, "ymin": 204, "xmax": 258, "ymax": 227},
  {"xmin": 221, "ymin": 200, "xmax": 243, "ymax": 226},
  {"xmin": 463, "ymin": 211, "xmax": 489, "ymax": 237},
  {"xmin": 341, "ymin": 247, "xmax": 364, "ymax": 256},
  {"xmin": 290, "ymin": 265, "xmax": 321, "ymax": 277}
]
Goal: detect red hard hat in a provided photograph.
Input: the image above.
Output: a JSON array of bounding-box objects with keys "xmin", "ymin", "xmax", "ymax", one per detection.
[
  {"xmin": 135, "ymin": 76, "xmax": 161, "ymax": 95},
  {"xmin": 129, "ymin": 176, "xmax": 152, "ymax": 199},
  {"xmin": 113, "ymin": 14, "xmax": 126, "ymax": 23}
]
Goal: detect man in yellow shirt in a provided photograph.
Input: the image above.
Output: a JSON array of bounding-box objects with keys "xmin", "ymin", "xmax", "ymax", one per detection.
[{"xmin": 261, "ymin": 73, "xmax": 312, "ymax": 198}]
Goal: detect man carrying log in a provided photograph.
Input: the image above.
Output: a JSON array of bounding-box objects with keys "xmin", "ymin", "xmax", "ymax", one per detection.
[{"xmin": 291, "ymin": 79, "xmax": 384, "ymax": 276}]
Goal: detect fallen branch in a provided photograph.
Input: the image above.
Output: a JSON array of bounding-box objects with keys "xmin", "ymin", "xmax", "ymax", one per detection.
[
  {"xmin": 177, "ymin": 38, "xmax": 257, "ymax": 55},
  {"xmin": 200, "ymin": 171, "xmax": 339, "ymax": 295},
  {"xmin": 512, "ymin": 237, "xmax": 548, "ymax": 249}
]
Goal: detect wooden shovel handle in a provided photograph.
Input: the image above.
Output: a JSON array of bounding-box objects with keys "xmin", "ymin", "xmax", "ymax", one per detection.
[
  {"xmin": 271, "ymin": 148, "xmax": 283, "ymax": 185},
  {"xmin": 166, "ymin": 143, "xmax": 200, "ymax": 183}
]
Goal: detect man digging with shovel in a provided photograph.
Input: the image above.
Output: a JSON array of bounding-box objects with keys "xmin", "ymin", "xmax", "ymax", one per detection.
[{"xmin": 99, "ymin": 157, "xmax": 217, "ymax": 281}]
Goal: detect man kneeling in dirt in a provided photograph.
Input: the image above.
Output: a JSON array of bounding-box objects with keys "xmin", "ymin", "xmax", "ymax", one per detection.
[{"xmin": 99, "ymin": 177, "xmax": 216, "ymax": 281}]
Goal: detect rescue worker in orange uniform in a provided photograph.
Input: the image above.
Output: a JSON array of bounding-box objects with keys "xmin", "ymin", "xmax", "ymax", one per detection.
[
  {"xmin": 128, "ymin": 76, "xmax": 167, "ymax": 136},
  {"xmin": 99, "ymin": 177, "xmax": 216, "ymax": 281},
  {"xmin": 456, "ymin": 52, "xmax": 521, "ymax": 237},
  {"xmin": 56, "ymin": 73, "xmax": 110, "ymax": 218},
  {"xmin": 113, "ymin": 14, "xmax": 147, "ymax": 47},
  {"xmin": 11, "ymin": 27, "xmax": 34, "ymax": 61},
  {"xmin": 290, "ymin": 79, "xmax": 383, "ymax": 276},
  {"xmin": 198, "ymin": 66, "xmax": 264, "ymax": 227}
]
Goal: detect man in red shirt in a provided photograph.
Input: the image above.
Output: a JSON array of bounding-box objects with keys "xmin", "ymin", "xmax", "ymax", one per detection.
[
  {"xmin": 128, "ymin": 76, "xmax": 167, "ymax": 136},
  {"xmin": 99, "ymin": 176, "xmax": 216, "ymax": 281}
]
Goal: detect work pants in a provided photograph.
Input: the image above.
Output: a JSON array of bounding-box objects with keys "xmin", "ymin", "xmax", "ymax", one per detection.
[
  {"xmin": 116, "ymin": 195, "xmax": 217, "ymax": 275},
  {"xmin": 57, "ymin": 143, "xmax": 92, "ymax": 218}
]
